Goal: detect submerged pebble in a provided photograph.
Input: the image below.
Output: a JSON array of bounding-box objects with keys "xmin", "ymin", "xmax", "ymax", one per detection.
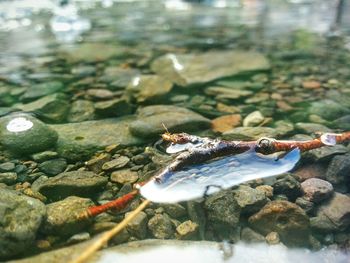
[
  {"xmin": 42, "ymin": 196, "xmax": 94, "ymax": 236},
  {"xmin": 0, "ymin": 172, "xmax": 17, "ymax": 184},
  {"xmin": 176, "ymin": 220, "xmax": 199, "ymax": 240},
  {"xmin": 148, "ymin": 213, "xmax": 174, "ymax": 239},
  {"xmin": 151, "ymin": 51, "xmax": 270, "ymax": 86},
  {"xmin": 316, "ymin": 192, "xmax": 350, "ymax": 231},
  {"xmin": 129, "ymin": 105, "xmax": 211, "ymax": 139},
  {"xmin": 301, "ymin": 178, "xmax": 334, "ymax": 203},
  {"xmin": 39, "ymin": 158, "xmax": 68, "ymax": 176},
  {"xmin": 0, "ymin": 113, "xmax": 58, "ymax": 155},
  {"xmin": 33, "ymin": 171, "xmax": 108, "ymax": 201},
  {"xmin": 248, "ymin": 200, "xmax": 310, "ymax": 246},
  {"xmin": 0, "ymin": 188, "xmax": 46, "ymax": 260}
]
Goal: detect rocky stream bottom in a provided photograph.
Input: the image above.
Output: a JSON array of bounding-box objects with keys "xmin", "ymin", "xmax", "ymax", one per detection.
[
  {"xmin": 1, "ymin": 115, "xmax": 350, "ymax": 262},
  {"xmin": 1, "ymin": 26, "xmax": 350, "ymax": 262}
]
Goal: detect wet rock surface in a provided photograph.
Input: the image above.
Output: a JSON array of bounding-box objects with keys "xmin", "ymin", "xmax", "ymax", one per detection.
[
  {"xmin": 0, "ymin": 113, "xmax": 58, "ymax": 155},
  {"xmin": 62, "ymin": 43, "xmax": 125, "ymax": 63},
  {"xmin": 248, "ymin": 200, "xmax": 310, "ymax": 246},
  {"xmin": 211, "ymin": 114, "xmax": 242, "ymax": 133},
  {"xmin": 67, "ymin": 100, "xmax": 95, "ymax": 122},
  {"xmin": 326, "ymin": 154, "xmax": 350, "ymax": 187},
  {"xmin": 17, "ymin": 93, "xmax": 70, "ymax": 123},
  {"xmin": 316, "ymin": 193, "xmax": 350, "ymax": 231},
  {"xmin": 38, "ymin": 158, "xmax": 68, "ymax": 176},
  {"xmin": 175, "ymin": 220, "xmax": 199, "ymax": 240},
  {"xmin": 42, "ymin": 196, "xmax": 93, "ymax": 236},
  {"xmin": 126, "ymin": 211, "xmax": 148, "ymax": 239},
  {"xmin": 20, "ymin": 81, "xmax": 64, "ymax": 102},
  {"xmin": 301, "ymin": 178, "xmax": 334, "ymax": 203},
  {"xmin": 204, "ymin": 190, "xmax": 241, "ymax": 240},
  {"xmin": 129, "ymin": 105, "xmax": 211, "ymax": 138},
  {"xmin": 273, "ymin": 174, "xmax": 302, "ymax": 201},
  {"xmin": 94, "ymin": 98, "xmax": 133, "ymax": 118},
  {"xmin": 151, "ymin": 51, "xmax": 270, "ymax": 86},
  {"xmin": 148, "ymin": 213, "xmax": 174, "ymax": 239},
  {"xmin": 51, "ymin": 117, "xmax": 145, "ymax": 161},
  {"xmin": 294, "ymin": 164, "xmax": 327, "ymax": 182},
  {"xmin": 304, "ymin": 145, "xmax": 348, "ymax": 162},
  {"xmin": 0, "ymin": 188, "xmax": 46, "ymax": 260},
  {"xmin": 102, "ymin": 156, "xmax": 130, "ymax": 171},
  {"xmin": 309, "ymin": 100, "xmax": 350, "ymax": 121},
  {"xmin": 110, "ymin": 169, "xmax": 138, "ymax": 184},
  {"xmin": 233, "ymin": 185, "xmax": 268, "ymax": 214},
  {"xmin": 32, "ymin": 171, "xmax": 108, "ymax": 201},
  {"xmin": 241, "ymin": 227, "xmax": 265, "ymax": 243},
  {"xmin": 100, "ymin": 67, "xmax": 140, "ymax": 89},
  {"xmin": 222, "ymin": 127, "xmax": 280, "ymax": 140},
  {"xmin": 0, "ymin": 172, "xmax": 17, "ymax": 184},
  {"xmin": 126, "ymin": 75, "xmax": 173, "ymax": 103}
]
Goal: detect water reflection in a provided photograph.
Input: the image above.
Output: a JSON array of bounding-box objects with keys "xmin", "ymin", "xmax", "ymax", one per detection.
[
  {"xmin": 50, "ymin": 1, "xmax": 91, "ymax": 43},
  {"xmin": 6, "ymin": 116, "xmax": 33, "ymax": 132},
  {"xmin": 167, "ymin": 54, "xmax": 184, "ymax": 72}
]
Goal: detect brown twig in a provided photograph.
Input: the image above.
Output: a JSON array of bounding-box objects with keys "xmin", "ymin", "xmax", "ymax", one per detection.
[
  {"xmin": 81, "ymin": 131, "xmax": 350, "ymax": 218},
  {"xmin": 71, "ymin": 131, "xmax": 350, "ymax": 262}
]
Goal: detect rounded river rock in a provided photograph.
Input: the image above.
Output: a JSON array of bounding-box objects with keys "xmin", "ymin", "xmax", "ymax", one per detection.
[{"xmin": 0, "ymin": 188, "xmax": 46, "ymax": 260}]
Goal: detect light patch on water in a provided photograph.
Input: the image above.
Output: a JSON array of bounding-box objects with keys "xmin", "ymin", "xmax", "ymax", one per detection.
[
  {"xmin": 50, "ymin": 3, "xmax": 91, "ymax": 43},
  {"xmin": 97, "ymin": 242, "xmax": 349, "ymax": 263},
  {"xmin": 167, "ymin": 54, "xmax": 184, "ymax": 72},
  {"xmin": 6, "ymin": 117, "xmax": 33, "ymax": 133},
  {"xmin": 131, "ymin": 76, "xmax": 141, "ymax": 86},
  {"xmin": 166, "ymin": 142, "xmax": 203, "ymax": 154},
  {"xmin": 164, "ymin": 0, "xmax": 191, "ymax": 11}
]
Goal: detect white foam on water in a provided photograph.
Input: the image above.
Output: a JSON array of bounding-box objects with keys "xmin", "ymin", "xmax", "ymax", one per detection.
[{"xmin": 97, "ymin": 242, "xmax": 349, "ymax": 263}]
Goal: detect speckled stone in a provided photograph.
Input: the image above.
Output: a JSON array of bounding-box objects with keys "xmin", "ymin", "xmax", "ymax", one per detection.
[
  {"xmin": 0, "ymin": 188, "xmax": 46, "ymax": 260},
  {"xmin": 249, "ymin": 200, "xmax": 310, "ymax": 246},
  {"xmin": 301, "ymin": 178, "xmax": 334, "ymax": 203},
  {"xmin": 42, "ymin": 196, "xmax": 93, "ymax": 236},
  {"xmin": 33, "ymin": 171, "xmax": 108, "ymax": 201},
  {"xmin": 148, "ymin": 213, "xmax": 174, "ymax": 239},
  {"xmin": 316, "ymin": 192, "xmax": 350, "ymax": 230},
  {"xmin": 176, "ymin": 220, "xmax": 199, "ymax": 240}
]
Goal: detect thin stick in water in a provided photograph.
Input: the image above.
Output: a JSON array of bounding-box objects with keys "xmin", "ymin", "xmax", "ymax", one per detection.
[{"xmin": 69, "ymin": 199, "xmax": 151, "ymax": 263}]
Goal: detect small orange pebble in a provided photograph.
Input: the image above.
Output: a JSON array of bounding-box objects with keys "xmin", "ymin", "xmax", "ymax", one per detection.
[
  {"xmin": 211, "ymin": 114, "xmax": 242, "ymax": 133},
  {"xmin": 302, "ymin": 80, "xmax": 321, "ymax": 89}
]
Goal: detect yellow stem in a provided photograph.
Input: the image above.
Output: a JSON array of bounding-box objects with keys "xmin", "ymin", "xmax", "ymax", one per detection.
[{"xmin": 69, "ymin": 199, "xmax": 151, "ymax": 263}]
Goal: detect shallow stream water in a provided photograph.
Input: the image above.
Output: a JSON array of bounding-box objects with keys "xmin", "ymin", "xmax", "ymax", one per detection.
[{"xmin": 0, "ymin": 0, "xmax": 350, "ymax": 262}]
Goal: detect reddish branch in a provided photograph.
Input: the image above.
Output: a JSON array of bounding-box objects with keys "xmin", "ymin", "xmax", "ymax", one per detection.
[
  {"xmin": 79, "ymin": 131, "xmax": 350, "ymax": 219},
  {"xmin": 79, "ymin": 190, "xmax": 139, "ymax": 219}
]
